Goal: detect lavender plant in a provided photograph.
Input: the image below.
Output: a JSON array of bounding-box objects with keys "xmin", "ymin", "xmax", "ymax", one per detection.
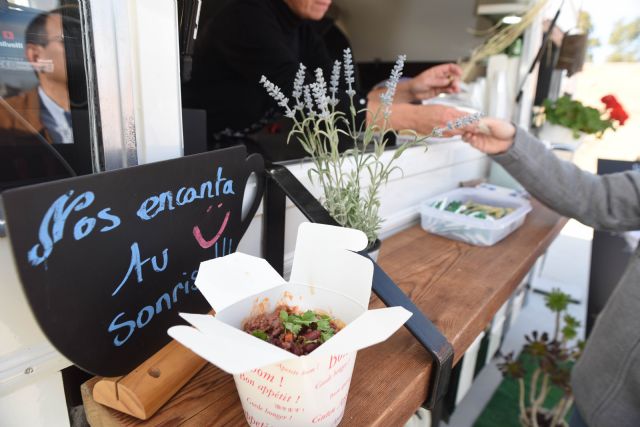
[{"xmin": 261, "ymin": 48, "xmax": 480, "ymax": 245}]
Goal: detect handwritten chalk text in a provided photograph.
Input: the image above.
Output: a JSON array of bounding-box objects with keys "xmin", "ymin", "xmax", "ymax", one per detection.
[
  {"xmin": 108, "ymin": 269, "xmax": 198, "ymax": 346},
  {"xmin": 137, "ymin": 167, "xmax": 235, "ymax": 221},
  {"xmin": 28, "ymin": 191, "xmax": 121, "ymax": 266},
  {"xmin": 112, "ymin": 243, "xmax": 169, "ymax": 296}
]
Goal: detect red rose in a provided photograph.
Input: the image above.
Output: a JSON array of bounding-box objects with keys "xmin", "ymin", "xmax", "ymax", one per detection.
[
  {"xmin": 600, "ymin": 95, "xmax": 629, "ymax": 126},
  {"xmin": 601, "ymin": 95, "xmax": 619, "ymax": 109},
  {"xmin": 610, "ymin": 106, "xmax": 629, "ymax": 125}
]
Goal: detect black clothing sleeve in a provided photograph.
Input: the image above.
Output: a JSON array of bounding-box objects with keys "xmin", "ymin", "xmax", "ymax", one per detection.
[{"xmin": 187, "ymin": 0, "xmax": 366, "ymax": 138}]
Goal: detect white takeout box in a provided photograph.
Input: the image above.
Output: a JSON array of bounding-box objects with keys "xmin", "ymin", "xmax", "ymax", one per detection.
[{"xmin": 168, "ymin": 223, "xmax": 411, "ymax": 427}]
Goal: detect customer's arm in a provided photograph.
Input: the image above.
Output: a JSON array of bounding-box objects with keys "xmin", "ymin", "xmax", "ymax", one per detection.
[{"xmin": 461, "ymin": 118, "xmax": 640, "ymax": 231}]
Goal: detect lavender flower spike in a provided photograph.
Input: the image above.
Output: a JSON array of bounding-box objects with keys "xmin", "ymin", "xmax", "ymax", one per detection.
[
  {"xmin": 312, "ymin": 68, "xmax": 330, "ymax": 118},
  {"xmin": 343, "ymin": 48, "xmax": 356, "ymax": 97},
  {"xmin": 380, "ymin": 54, "xmax": 406, "ymax": 119},
  {"xmin": 292, "ymin": 63, "xmax": 306, "ymax": 110},
  {"xmin": 431, "ymin": 112, "xmax": 483, "ymax": 138},
  {"xmin": 329, "ymin": 60, "xmax": 341, "ymax": 107},
  {"xmin": 260, "ymin": 75, "xmax": 295, "ymax": 118},
  {"xmin": 303, "ymin": 84, "xmax": 315, "ymax": 117}
]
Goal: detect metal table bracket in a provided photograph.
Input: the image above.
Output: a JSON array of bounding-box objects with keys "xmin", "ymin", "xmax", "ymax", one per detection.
[{"xmin": 263, "ymin": 163, "xmax": 453, "ymax": 409}]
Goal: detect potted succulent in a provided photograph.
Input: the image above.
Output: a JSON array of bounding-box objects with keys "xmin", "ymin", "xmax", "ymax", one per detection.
[
  {"xmin": 260, "ymin": 48, "xmax": 479, "ymax": 257},
  {"xmin": 538, "ymin": 94, "xmax": 628, "ymax": 147},
  {"xmin": 498, "ymin": 289, "xmax": 584, "ymax": 427}
]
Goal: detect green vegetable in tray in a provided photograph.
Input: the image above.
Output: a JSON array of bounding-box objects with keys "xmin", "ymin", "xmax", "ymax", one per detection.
[{"xmin": 432, "ymin": 199, "xmax": 514, "ymax": 220}]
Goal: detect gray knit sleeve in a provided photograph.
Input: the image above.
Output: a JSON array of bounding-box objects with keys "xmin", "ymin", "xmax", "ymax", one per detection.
[{"xmin": 491, "ymin": 126, "xmax": 640, "ymax": 231}]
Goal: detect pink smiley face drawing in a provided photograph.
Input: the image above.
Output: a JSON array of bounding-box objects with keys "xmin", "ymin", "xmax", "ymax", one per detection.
[{"xmin": 192, "ymin": 203, "xmax": 231, "ymax": 249}]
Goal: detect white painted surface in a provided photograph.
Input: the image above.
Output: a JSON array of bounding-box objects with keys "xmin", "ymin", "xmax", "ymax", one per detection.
[
  {"xmin": 514, "ymin": 7, "xmax": 542, "ymax": 130},
  {"xmin": 529, "ymin": 219, "xmax": 593, "ymax": 302},
  {"xmin": 333, "ymin": 0, "xmax": 488, "ymax": 62},
  {"xmin": 0, "ymin": 371, "xmax": 69, "ymax": 427},
  {"xmin": 455, "ymin": 331, "xmax": 486, "ymax": 406},
  {"xmin": 131, "ymin": 0, "xmax": 184, "ymax": 164},
  {"xmin": 486, "ymin": 300, "xmax": 509, "ymax": 364},
  {"xmin": 405, "ymin": 407, "xmax": 432, "ymax": 427},
  {"xmin": 0, "ymin": 241, "xmax": 70, "ymax": 399}
]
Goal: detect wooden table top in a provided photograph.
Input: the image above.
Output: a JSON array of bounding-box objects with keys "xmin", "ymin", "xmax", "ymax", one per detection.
[{"xmin": 82, "ymin": 200, "xmax": 566, "ymax": 427}]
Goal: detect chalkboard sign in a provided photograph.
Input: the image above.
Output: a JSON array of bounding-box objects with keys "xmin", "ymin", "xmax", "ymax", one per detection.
[{"xmin": 2, "ymin": 146, "xmax": 264, "ymax": 376}]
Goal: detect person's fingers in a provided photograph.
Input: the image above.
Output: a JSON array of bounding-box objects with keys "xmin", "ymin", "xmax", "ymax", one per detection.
[
  {"xmin": 446, "ymin": 63, "xmax": 463, "ymax": 76},
  {"xmin": 456, "ymin": 120, "xmax": 480, "ymax": 135},
  {"xmin": 463, "ymin": 133, "xmax": 477, "ymax": 144},
  {"xmin": 482, "ymin": 118, "xmax": 516, "ymax": 140},
  {"xmin": 429, "ymin": 76, "xmax": 455, "ymax": 88},
  {"xmin": 439, "ymin": 87, "xmax": 455, "ymax": 94},
  {"xmin": 432, "ymin": 63, "xmax": 462, "ymax": 77}
]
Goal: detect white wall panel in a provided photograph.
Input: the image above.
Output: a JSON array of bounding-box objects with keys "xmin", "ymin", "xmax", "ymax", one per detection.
[{"xmin": 333, "ymin": 0, "xmax": 488, "ymax": 62}]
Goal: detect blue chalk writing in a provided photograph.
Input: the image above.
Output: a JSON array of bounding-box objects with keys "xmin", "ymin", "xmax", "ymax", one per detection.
[
  {"xmin": 27, "ymin": 191, "xmax": 122, "ymax": 266},
  {"xmin": 214, "ymin": 237, "xmax": 234, "ymax": 259},
  {"xmin": 108, "ymin": 268, "xmax": 199, "ymax": 347},
  {"xmin": 136, "ymin": 191, "xmax": 174, "ymax": 221},
  {"xmin": 73, "ymin": 217, "xmax": 96, "ymax": 240},
  {"xmin": 28, "ymin": 191, "xmax": 94, "ymax": 266},
  {"xmin": 108, "ymin": 313, "xmax": 135, "ymax": 347},
  {"xmin": 112, "ymin": 243, "xmax": 169, "ymax": 296},
  {"xmin": 98, "ymin": 208, "xmax": 121, "ymax": 232},
  {"xmin": 136, "ymin": 167, "xmax": 235, "ymax": 221}
]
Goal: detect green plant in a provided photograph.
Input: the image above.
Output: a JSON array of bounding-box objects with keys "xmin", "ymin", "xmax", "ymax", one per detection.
[
  {"xmin": 542, "ymin": 95, "xmax": 619, "ymax": 138},
  {"xmin": 497, "ymin": 289, "xmax": 584, "ymax": 427},
  {"xmin": 261, "ymin": 49, "xmax": 479, "ymax": 245}
]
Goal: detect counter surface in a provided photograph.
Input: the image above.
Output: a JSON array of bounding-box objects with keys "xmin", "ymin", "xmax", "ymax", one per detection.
[{"xmin": 82, "ymin": 199, "xmax": 566, "ymax": 426}]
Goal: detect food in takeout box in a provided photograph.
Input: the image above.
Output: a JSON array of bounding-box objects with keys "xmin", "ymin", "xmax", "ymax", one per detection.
[
  {"xmin": 244, "ymin": 306, "xmax": 343, "ymax": 356},
  {"xmin": 168, "ymin": 222, "xmax": 411, "ymax": 427}
]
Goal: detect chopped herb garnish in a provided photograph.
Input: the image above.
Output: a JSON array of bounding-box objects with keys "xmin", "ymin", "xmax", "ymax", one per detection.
[
  {"xmin": 284, "ymin": 322, "xmax": 302, "ymax": 335},
  {"xmin": 320, "ymin": 330, "xmax": 335, "ymax": 343},
  {"xmin": 251, "ymin": 330, "xmax": 269, "ymax": 341}
]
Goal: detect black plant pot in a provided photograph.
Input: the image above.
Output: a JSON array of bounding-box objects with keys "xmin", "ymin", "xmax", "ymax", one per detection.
[{"xmin": 366, "ymin": 238, "xmax": 382, "ymax": 262}]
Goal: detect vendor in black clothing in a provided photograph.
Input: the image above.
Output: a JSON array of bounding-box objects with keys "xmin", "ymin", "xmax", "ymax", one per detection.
[{"xmin": 187, "ymin": 0, "xmax": 464, "ymax": 145}]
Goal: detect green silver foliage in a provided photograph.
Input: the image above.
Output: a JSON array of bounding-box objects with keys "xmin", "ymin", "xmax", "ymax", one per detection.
[
  {"xmin": 498, "ymin": 288, "xmax": 583, "ymax": 426},
  {"xmin": 261, "ymin": 50, "xmax": 480, "ymax": 245}
]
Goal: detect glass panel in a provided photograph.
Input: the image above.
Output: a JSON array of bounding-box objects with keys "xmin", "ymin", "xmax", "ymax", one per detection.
[{"xmin": 0, "ymin": 1, "xmax": 94, "ymax": 191}]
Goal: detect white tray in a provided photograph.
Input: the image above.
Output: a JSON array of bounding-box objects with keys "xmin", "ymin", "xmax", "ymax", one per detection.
[{"xmin": 420, "ymin": 187, "xmax": 532, "ymax": 246}]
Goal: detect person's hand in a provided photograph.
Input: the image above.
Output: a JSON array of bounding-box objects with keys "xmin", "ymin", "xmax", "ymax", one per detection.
[
  {"xmin": 413, "ymin": 104, "xmax": 468, "ymax": 136},
  {"xmin": 460, "ymin": 117, "xmax": 516, "ymax": 155},
  {"xmin": 409, "ymin": 63, "xmax": 462, "ymax": 101}
]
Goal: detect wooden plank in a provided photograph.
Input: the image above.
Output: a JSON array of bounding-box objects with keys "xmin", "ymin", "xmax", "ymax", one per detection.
[
  {"xmin": 83, "ymin": 365, "xmax": 239, "ymax": 426},
  {"xmin": 92, "ymin": 340, "xmax": 208, "ymax": 420},
  {"xmin": 343, "ymin": 200, "xmax": 566, "ymax": 426},
  {"xmin": 82, "ymin": 200, "xmax": 565, "ymax": 426}
]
